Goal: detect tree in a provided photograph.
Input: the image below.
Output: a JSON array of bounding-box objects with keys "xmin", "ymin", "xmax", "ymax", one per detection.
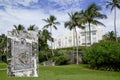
[
  {"xmin": 103, "ymin": 31, "xmax": 116, "ymax": 41},
  {"xmin": 14, "ymin": 24, "xmax": 25, "ymax": 31},
  {"xmin": 27, "ymin": 24, "xmax": 38, "ymax": 31},
  {"xmin": 42, "ymin": 15, "xmax": 60, "ymax": 56},
  {"xmin": 106, "ymin": 0, "xmax": 120, "ymax": 42},
  {"xmin": 0, "ymin": 34, "xmax": 7, "ymax": 62},
  {"xmin": 38, "ymin": 29, "xmax": 53, "ymax": 61},
  {"xmin": 64, "ymin": 12, "xmax": 84, "ymax": 64},
  {"xmin": 81, "ymin": 3, "xmax": 107, "ymax": 45}
]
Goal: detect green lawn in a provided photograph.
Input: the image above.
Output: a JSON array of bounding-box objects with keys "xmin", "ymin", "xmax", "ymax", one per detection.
[{"xmin": 0, "ymin": 63, "xmax": 120, "ymax": 80}]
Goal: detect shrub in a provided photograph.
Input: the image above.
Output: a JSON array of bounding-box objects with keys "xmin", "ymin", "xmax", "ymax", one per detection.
[
  {"xmin": 54, "ymin": 55, "xmax": 70, "ymax": 65},
  {"xmin": 82, "ymin": 41, "xmax": 120, "ymax": 71}
]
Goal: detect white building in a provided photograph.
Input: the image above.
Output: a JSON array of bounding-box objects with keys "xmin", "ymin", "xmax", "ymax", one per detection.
[{"xmin": 53, "ymin": 26, "xmax": 104, "ymax": 49}]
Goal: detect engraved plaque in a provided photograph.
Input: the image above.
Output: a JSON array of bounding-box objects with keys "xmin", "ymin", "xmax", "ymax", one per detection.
[{"xmin": 7, "ymin": 31, "xmax": 38, "ymax": 77}]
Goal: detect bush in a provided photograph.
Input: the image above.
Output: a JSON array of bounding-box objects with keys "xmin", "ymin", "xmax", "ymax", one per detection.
[
  {"xmin": 54, "ymin": 55, "xmax": 70, "ymax": 65},
  {"xmin": 82, "ymin": 41, "xmax": 120, "ymax": 71},
  {"xmin": 38, "ymin": 50, "xmax": 52, "ymax": 63}
]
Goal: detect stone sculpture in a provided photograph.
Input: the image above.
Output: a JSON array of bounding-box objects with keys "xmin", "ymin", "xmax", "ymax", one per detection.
[{"xmin": 7, "ymin": 30, "xmax": 38, "ymax": 77}]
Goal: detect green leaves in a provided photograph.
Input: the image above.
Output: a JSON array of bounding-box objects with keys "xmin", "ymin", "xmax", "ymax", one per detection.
[
  {"xmin": 103, "ymin": 31, "xmax": 116, "ymax": 41},
  {"xmin": 64, "ymin": 12, "xmax": 83, "ymax": 30},
  {"xmin": 83, "ymin": 41, "xmax": 120, "ymax": 71},
  {"xmin": 13, "ymin": 24, "xmax": 25, "ymax": 31},
  {"xmin": 106, "ymin": 0, "xmax": 120, "ymax": 11},
  {"xmin": 42, "ymin": 15, "xmax": 60, "ymax": 30},
  {"xmin": 27, "ymin": 24, "xmax": 38, "ymax": 31}
]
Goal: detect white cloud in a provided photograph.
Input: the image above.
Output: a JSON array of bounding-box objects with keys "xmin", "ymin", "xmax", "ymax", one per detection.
[
  {"xmin": 0, "ymin": 0, "xmax": 120, "ymax": 37},
  {"xmin": 49, "ymin": 0, "xmax": 83, "ymax": 12},
  {"xmin": 50, "ymin": 0, "xmax": 80, "ymax": 5},
  {"xmin": 0, "ymin": 7, "xmax": 69, "ymax": 37},
  {"xmin": 0, "ymin": 8, "xmax": 48, "ymax": 34},
  {"xmin": 0, "ymin": 0, "xmax": 38, "ymax": 7}
]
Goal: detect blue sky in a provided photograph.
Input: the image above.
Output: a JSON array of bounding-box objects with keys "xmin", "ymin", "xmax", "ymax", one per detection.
[{"xmin": 0, "ymin": 0, "xmax": 120, "ymax": 36}]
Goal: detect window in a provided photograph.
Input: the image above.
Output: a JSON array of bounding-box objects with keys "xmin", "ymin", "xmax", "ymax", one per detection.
[
  {"xmin": 93, "ymin": 37, "xmax": 96, "ymax": 42},
  {"xmin": 82, "ymin": 38, "xmax": 85, "ymax": 43},
  {"xmin": 81, "ymin": 33, "xmax": 85, "ymax": 36},
  {"xmin": 92, "ymin": 32, "xmax": 96, "ymax": 35}
]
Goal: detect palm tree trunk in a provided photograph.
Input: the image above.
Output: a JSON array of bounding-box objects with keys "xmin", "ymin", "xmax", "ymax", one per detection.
[
  {"xmin": 114, "ymin": 7, "xmax": 117, "ymax": 42},
  {"xmin": 88, "ymin": 23, "xmax": 92, "ymax": 46},
  {"xmin": 73, "ymin": 29, "xmax": 75, "ymax": 63},
  {"xmin": 50, "ymin": 26, "xmax": 54, "ymax": 56},
  {"xmin": 84, "ymin": 28, "xmax": 87, "ymax": 47},
  {"xmin": 75, "ymin": 27, "xmax": 79, "ymax": 64}
]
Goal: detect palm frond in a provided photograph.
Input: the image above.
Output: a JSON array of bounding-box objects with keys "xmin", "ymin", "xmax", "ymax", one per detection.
[
  {"xmin": 43, "ymin": 24, "xmax": 50, "ymax": 29},
  {"xmin": 42, "ymin": 19, "xmax": 49, "ymax": 23},
  {"xmin": 116, "ymin": 4, "xmax": 120, "ymax": 9},
  {"xmin": 91, "ymin": 20, "xmax": 106, "ymax": 27},
  {"xmin": 42, "ymin": 15, "xmax": 60, "ymax": 30},
  {"xmin": 53, "ymin": 22, "xmax": 60, "ymax": 25},
  {"xmin": 96, "ymin": 13, "xmax": 107, "ymax": 19},
  {"xmin": 13, "ymin": 25, "xmax": 17, "ymax": 30},
  {"xmin": 53, "ymin": 25, "xmax": 57, "ymax": 30}
]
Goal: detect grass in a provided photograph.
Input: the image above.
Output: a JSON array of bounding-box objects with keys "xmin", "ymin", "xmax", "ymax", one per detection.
[{"xmin": 0, "ymin": 63, "xmax": 120, "ymax": 80}]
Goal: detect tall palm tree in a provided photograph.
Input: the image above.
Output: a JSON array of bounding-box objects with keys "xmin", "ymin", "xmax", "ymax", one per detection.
[
  {"xmin": 81, "ymin": 3, "xmax": 107, "ymax": 45},
  {"xmin": 64, "ymin": 12, "xmax": 84, "ymax": 64},
  {"xmin": 28, "ymin": 24, "xmax": 38, "ymax": 31},
  {"xmin": 42, "ymin": 15, "xmax": 60, "ymax": 56},
  {"xmin": 106, "ymin": 0, "xmax": 120, "ymax": 42}
]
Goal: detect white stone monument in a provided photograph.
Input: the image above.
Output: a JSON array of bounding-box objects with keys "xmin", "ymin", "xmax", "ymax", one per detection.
[{"xmin": 7, "ymin": 30, "xmax": 38, "ymax": 77}]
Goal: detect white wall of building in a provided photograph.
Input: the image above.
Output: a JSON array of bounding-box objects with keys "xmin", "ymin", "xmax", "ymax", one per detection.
[{"xmin": 53, "ymin": 25, "xmax": 105, "ymax": 49}]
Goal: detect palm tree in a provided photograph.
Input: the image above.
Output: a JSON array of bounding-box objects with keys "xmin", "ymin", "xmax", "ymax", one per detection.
[
  {"xmin": 103, "ymin": 31, "xmax": 116, "ymax": 41},
  {"xmin": 14, "ymin": 24, "xmax": 25, "ymax": 31},
  {"xmin": 13, "ymin": 24, "xmax": 25, "ymax": 34},
  {"xmin": 81, "ymin": 3, "xmax": 107, "ymax": 45},
  {"xmin": 106, "ymin": 0, "xmax": 120, "ymax": 42},
  {"xmin": 28, "ymin": 24, "xmax": 38, "ymax": 31},
  {"xmin": 64, "ymin": 12, "xmax": 84, "ymax": 64},
  {"xmin": 42, "ymin": 15, "xmax": 60, "ymax": 56}
]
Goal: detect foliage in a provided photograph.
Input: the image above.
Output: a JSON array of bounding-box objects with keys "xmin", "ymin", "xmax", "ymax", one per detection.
[
  {"xmin": 27, "ymin": 24, "xmax": 38, "ymax": 31},
  {"xmin": 38, "ymin": 29, "xmax": 53, "ymax": 51},
  {"xmin": 38, "ymin": 29, "xmax": 54, "ymax": 62},
  {"xmin": 13, "ymin": 24, "xmax": 25, "ymax": 34},
  {"xmin": 43, "ymin": 15, "xmax": 60, "ymax": 56},
  {"xmin": 0, "ymin": 34, "xmax": 7, "ymax": 62},
  {"xmin": 82, "ymin": 41, "xmax": 120, "ymax": 71},
  {"xmin": 81, "ymin": 3, "xmax": 107, "ymax": 45},
  {"xmin": 54, "ymin": 55, "xmax": 70, "ymax": 65},
  {"xmin": 43, "ymin": 15, "xmax": 60, "ymax": 30},
  {"xmin": 103, "ymin": 31, "xmax": 116, "ymax": 41},
  {"xmin": 39, "ymin": 49, "xmax": 52, "ymax": 63},
  {"xmin": 64, "ymin": 12, "xmax": 85, "ymax": 64}
]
